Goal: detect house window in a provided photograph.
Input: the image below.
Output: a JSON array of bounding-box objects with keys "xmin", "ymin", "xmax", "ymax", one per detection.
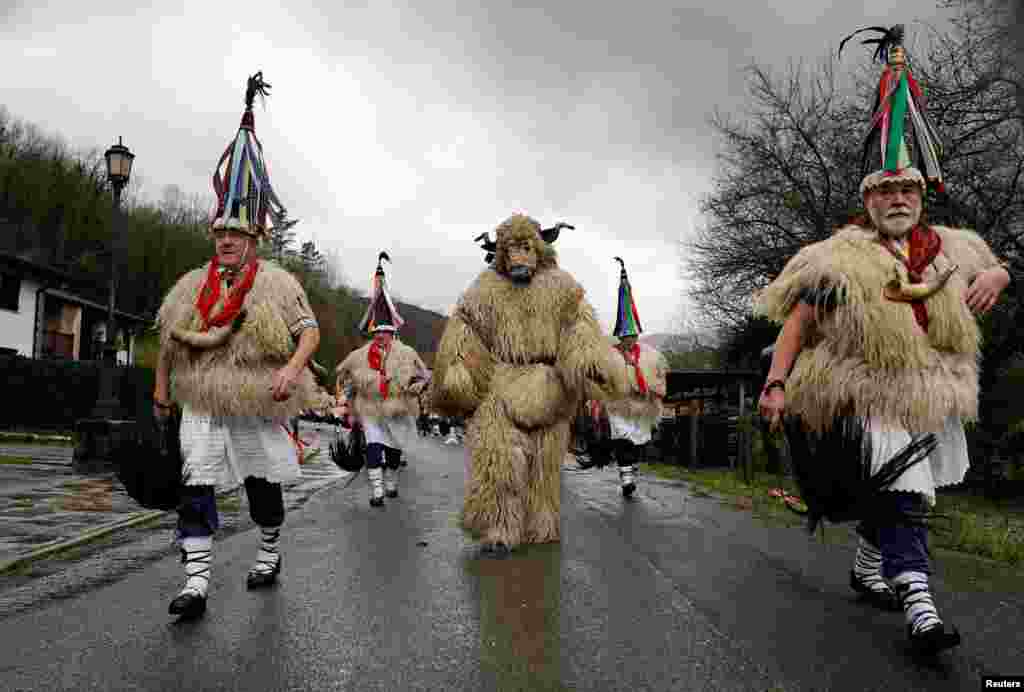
[{"xmin": 0, "ymin": 273, "xmax": 21, "ymax": 311}]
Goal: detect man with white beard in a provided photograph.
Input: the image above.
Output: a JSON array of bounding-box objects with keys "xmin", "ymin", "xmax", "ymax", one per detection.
[
  {"xmin": 755, "ymin": 23, "xmax": 1014, "ymax": 655},
  {"xmin": 755, "ymin": 165, "xmax": 1010, "ymax": 655}
]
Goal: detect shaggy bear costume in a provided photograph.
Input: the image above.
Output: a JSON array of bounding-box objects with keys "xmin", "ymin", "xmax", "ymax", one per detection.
[{"xmin": 431, "ymin": 214, "xmax": 627, "ymax": 553}]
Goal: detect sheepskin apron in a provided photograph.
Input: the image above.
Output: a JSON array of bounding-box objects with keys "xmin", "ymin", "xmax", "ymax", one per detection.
[
  {"xmin": 607, "ymin": 414, "xmax": 653, "ymax": 445},
  {"xmin": 361, "ymin": 415, "xmax": 417, "ymax": 451},
  {"xmin": 866, "ymin": 415, "xmax": 970, "ymax": 506},
  {"xmin": 179, "ymin": 404, "xmax": 301, "ymax": 490}
]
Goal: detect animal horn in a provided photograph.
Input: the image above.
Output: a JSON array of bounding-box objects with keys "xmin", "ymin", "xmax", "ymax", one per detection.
[
  {"xmin": 540, "ymin": 222, "xmax": 573, "ymax": 244},
  {"xmin": 883, "ymin": 264, "xmax": 958, "ymax": 302},
  {"xmin": 171, "ymin": 310, "xmax": 247, "ymax": 350}
]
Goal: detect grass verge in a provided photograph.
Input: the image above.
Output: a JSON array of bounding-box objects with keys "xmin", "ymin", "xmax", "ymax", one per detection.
[
  {"xmin": 0, "ymin": 431, "xmax": 73, "ymax": 445},
  {"xmin": 643, "ymin": 463, "xmax": 1024, "ymax": 567},
  {"xmin": 0, "ymin": 455, "xmax": 34, "ymax": 465}
]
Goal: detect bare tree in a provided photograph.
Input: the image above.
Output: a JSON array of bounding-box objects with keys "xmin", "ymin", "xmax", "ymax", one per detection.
[
  {"xmin": 685, "ymin": 58, "xmax": 867, "ymax": 328},
  {"xmin": 687, "ymin": 0, "xmax": 1023, "ymax": 330}
]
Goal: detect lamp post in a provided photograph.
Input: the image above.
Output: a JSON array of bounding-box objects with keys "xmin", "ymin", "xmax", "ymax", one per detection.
[
  {"xmin": 73, "ymin": 138, "xmax": 135, "ymax": 471},
  {"xmin": 102, "ymin": 137, "xmax": 134, "ymax": 364}
]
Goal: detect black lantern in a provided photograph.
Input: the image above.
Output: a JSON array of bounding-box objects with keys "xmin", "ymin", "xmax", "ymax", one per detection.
[{"xmin": 104, "ymin": 137, "xmax": 134, "ymax": 189}]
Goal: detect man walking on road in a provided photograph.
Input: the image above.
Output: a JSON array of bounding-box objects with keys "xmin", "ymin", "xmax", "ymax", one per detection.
[
  {"xmin": 153, "ymin": 72, "xmax": 321, "ymax": 619},
  {"xmin": 600, "ymin": 257, "xmax": 668, "ymax": 497},
  {"xmin": 756, "ymin": 26, "xmax": 1011, "ymax": 655},
  {"xmin": 335, "ymin": 252, "xmax": 430, "ymax": 507}
]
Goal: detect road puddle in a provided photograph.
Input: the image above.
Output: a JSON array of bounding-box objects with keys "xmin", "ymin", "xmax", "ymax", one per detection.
[{"xmin": 465, "ymin": 542, "xmax": 567, "ymax": 691}]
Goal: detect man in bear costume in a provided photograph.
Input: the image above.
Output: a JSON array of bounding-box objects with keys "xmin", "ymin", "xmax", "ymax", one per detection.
[
  {"xmin": 431, "ymin": 214, "xmax": 627, "ymax": 555},
  {"xmin": 756, "ymin": 25, "xmax": 1012, "ymax": 655},
  {"xmin": 154, "ymin": 72, "xmax": 321, "ymax": 619},
  {"xmin": 602, "ymin": 257, "xmax": 669, "ymax": 497},
  {"xmin": 336, "ymin": 252, "xmax": 430, "ymax": 506}
]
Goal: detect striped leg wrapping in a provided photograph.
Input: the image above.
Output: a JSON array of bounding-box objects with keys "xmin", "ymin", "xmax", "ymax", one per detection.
[
  {"xmin": 251, "ymin": 527, "xmax": 280, "ymax": 575},
  {"xmin": 179, "ymin": 536, "xmax": 212, "ymax": 597},
  {"xmin": 619, "ymin": 465, "xmax": 636, "ymax": 487},
  {"xmin": 384, "ymin": 468, "xmax": 399, "ymax": 493},
  {"xmin": 368, "ymin": 468, "xmax": 384, "ymax": 499},
  {"xmin": 853, "ymin": 538, "xmax": 892, "ymax": 594},
  {"xmin": 893, "ymin": 571, "xmax": 942, "ymax": 635}
]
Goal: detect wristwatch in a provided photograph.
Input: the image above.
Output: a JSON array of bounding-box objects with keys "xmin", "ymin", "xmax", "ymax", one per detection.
[{"xmin": 762, "ymin": 379, "xmax": 785, "ymax": 394}]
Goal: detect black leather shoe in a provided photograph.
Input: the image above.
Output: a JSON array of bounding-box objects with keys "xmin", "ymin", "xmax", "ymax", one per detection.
[
  {"xmin": 246, "ymin": 555, "xmax": 282, "ymax": 589},
  {"xmin": 385, "ymin": 489, "xmax": 398, "ymax": 498},
  {"xmin": 168, "ymin": 591, "xmax": 207, "ymax": 618},
  {"xmin": 849, "ymin": 571, "xmax": 900, "ymax": 611},
  {"xmin": 908, "ymin": 623, "xmax": 962, "ymax": 656},
  {"xmin": 622, "ymin": 482, "xmax": 636, "ymax": 497},
  {"xmin": 370, "ymin": 496, "xmax": 384, "ymax": 507}
]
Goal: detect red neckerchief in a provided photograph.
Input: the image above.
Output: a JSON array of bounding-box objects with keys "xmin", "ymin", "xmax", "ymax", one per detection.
[
  {"xmin": 881, "ymin": 224, "xmax": 942, "ymax": 331},
  {"xmin": 368, "ymin": 340, "xmax": 390, "ymax": 398},
  {"xmin": 621, "ymin": 343, "xmax": 648, "ymax": 395},
  {"xmin": 195, "ymin": 256, "xmax": 259, "ymax": 331}
]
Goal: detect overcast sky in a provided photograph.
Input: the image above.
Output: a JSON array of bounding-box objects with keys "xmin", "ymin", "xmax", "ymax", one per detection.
[{"xmin": 1, "ymin": 0, "xmax": 951, "ymax": 335}]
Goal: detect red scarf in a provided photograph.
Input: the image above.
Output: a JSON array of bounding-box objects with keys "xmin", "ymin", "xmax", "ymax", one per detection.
[
  {"xmin": 882, "ymin": 224, "xmax": 942, "ymax": 331},
  {"xmin": 368, "ymin": 340, "xmax": 390, "ymax": 398},
  {"xmin": 622, "ymin": 343, "xmax": 648, "ymax": 395},
  {"xmin": 195, "ymin": 256, "xmax": 259, "ymax": 331}
]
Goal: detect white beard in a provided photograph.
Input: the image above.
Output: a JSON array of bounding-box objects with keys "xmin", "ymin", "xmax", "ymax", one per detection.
[{"xmin": 869, "ymin": 209, "xmax": 917, "ymax": 238}]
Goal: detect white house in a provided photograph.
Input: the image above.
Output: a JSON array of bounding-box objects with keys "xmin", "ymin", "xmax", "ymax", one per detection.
[
  {"xmin": 0, "ymin": 268, "xmax": 40, "ymax": 357},
  {"xmin": 0, "ymin": 252, "xmax": 147, "ymax": 363}
]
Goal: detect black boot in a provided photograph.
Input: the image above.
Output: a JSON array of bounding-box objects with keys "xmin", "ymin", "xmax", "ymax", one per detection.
[
  {"xmin": 168, "ymin": 591, "xmax": 207, "ymax": 618},
  {"xmin": 908, "ymin": 623, "xmax": 962, "ymax": 656}
]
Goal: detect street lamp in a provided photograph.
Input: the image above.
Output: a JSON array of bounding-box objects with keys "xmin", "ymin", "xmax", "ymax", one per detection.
[
  {"xmin": 74, "ymin": 137, "xmax": 136, "ymax": 471},
  {"xmin": 102, "ymin": 137, "xmax": 134, "ymax": 363}
]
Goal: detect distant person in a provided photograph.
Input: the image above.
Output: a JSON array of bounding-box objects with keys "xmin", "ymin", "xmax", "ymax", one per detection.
[
  {"xmin": 153, "ymin": 72, "xmax": 320, "ymax": 619},
  {"xmin": 335, "ymin": 253, "xmax": 429, "ymax": 506},
  {"xmin": 600, "ymin": 258, "xmax": 668, "ymax": 497}
]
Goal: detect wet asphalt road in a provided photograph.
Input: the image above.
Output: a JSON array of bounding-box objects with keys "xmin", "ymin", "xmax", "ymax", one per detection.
[{"xmin": 0, "ymin": 435, "xmax": 1021, "ymax": 691}]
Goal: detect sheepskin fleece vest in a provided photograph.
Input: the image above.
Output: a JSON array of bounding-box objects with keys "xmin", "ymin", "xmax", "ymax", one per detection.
[
  {"xmin": 604, "ymin": 343, "xmax": 668, "ymax": 425},
  {"xmin": 336, "ymin": 339, "xmax": 426, "ymax": 419},
  {"xmin": 753, "ymin": 225, "xmax": 1000, "ymax": 434},
  {"xmin": 157, "ymin": 260, "xmax": 318, "ymax": 418}
]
